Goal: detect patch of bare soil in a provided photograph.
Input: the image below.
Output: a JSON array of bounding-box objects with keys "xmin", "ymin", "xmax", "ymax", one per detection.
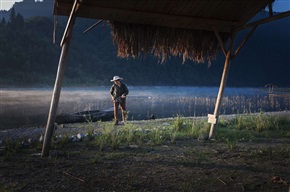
[{"xmin": 0, "ymin": 137, "xmax": 289, "ymax": 192}]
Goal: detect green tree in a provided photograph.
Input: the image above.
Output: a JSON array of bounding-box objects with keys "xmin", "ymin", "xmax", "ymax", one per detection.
[
  {"xmin": 8, "ymin": 8, "xmax": 16, "ymax": 30},
  {"xmin": 1, "ymin": 17, "xmax": 6, "ymax": 26},
  {"xmin": 15, "ymin": 13, "xmax": 24, "ymax": 30}
]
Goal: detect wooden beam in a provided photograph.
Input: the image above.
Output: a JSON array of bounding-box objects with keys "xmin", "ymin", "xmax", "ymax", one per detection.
[
  {"xmin": 268, "ymin": 2, "xmax": 273, "ymax": 17},
  {"xmin": 53, "ymin": 0, "xmax": 57, "ymax": 44},
  {"xmin": 208, "ymin": 32, "xmax": 236, "ymax": 139},
  {"xmin": 83, "ymin": 19, "xmax": 103, "ymax": 34},
  {"xmin": 53, "ymin": 15, "xmax": 57, "ymax": 44},
  {"xmin": 55, "ymin": 3, "xmax": 239, "ymax": 32},
  {"xmin": 42, "ymin": 0, "xmax": 80, "ymax": 157},
  {"xmin": 232, "ymin": 26, "xmax": 257, "ymax": 59},
  {"xmin": 213, "ymin": 28, "xmax": 227, "ymax": 57},
  {"xmin": 235, "ymin": 11, "xmax": 290, "ymax": 32}
]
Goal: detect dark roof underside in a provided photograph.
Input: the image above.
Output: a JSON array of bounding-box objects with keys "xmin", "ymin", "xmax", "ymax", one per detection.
[{"xmin": 53, "ymin": 0, "xmax": 273, "ymax": 33}]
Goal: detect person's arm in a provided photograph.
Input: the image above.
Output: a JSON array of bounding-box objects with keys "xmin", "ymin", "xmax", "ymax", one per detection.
[
  {"xmin": 121, "ymin": 84, "xmax": 129, "ymax": 98},
  {"xmin": 110, "ymin": 85, "xmax": 115, "ymax": 100}
]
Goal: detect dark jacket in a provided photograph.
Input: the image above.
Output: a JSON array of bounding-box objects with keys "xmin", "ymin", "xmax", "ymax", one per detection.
[{"xmin": 110, "ymin": 82, "xmax": 129, "ymax": 102}]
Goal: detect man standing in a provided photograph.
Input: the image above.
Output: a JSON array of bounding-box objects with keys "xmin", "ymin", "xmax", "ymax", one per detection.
[{"xmin": 110, "ymin": 76, "xmax": 129, "ymax": 125}]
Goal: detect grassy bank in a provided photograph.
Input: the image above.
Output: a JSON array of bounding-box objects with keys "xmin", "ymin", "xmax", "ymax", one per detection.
[
  {"xmin": 1, "ymin": 112, "xmax": 290, "ymax": 160},
  {"xmin": 0, "ymin": 112, "xmax": 289, "ymax": 191}
]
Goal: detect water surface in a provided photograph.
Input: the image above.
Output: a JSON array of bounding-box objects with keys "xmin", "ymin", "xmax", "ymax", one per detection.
[{"xmin": 0, "ymin": 86, "xmax": 289, "ymax": 130}]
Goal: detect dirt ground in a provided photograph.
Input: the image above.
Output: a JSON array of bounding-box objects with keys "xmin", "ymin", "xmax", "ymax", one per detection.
[{"xmin": 0, "ymin": 136, "xmax": 289, "ymax": 192}]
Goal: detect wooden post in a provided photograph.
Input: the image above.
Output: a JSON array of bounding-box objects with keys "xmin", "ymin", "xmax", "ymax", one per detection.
[
  {"xmin": 208, "ymin": 33, "xmax": 235, "ymax": 139},
  {"xmin": 209, "ymin": 26, "xmax": 260, "ymax": 139},
  {"xmin": 208, "ymin": 51, "xmax": 231, "ymax": 139},
  {"xmin": 42, "ymin": 0, "xmax": 79, "ymax": 157}
]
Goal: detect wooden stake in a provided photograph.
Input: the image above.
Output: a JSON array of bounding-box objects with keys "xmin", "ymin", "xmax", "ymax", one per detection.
[
  {"xmin": 42, "ymin": 0, "xmax": 79, "ymax": 157},
  {"xmin": 63, "ymin": 171, "xmax": 85, "ymax": 183}
]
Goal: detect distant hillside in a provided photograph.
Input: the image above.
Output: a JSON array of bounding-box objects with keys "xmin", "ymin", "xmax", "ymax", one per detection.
[
  {"xmin": 0, "ymin": 1, "xmax": 289, "ymax": 87},
  {"xmin": 0, "ymin": 0, "xmax": 53, "ymax": 19}
]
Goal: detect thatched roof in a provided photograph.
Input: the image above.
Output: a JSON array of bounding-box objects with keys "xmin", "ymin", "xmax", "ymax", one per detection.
[
  {"xmin": 53, "ymin": 0, "xmax": 274, "ymax": 63},
  {"xmin": 108, "ymin": 21, "xmax": 230, "ymax": 63}
]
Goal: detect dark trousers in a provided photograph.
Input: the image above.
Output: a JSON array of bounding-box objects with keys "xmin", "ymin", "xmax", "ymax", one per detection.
[{"xmin": 113, "ymin": 101, "xmax": 126, "ymax": 122}]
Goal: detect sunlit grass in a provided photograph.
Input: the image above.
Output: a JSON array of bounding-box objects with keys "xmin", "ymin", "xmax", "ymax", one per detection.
[
  {"xmin": 1, "ymin": 112, "xmax": 289, "ymax": 159},
  {"xmin": 80, "ymin": 112, "xmax": 289, "ymax": 151},
  {"xmin": 214, "ymin": 112, "xmax": 290, "ymax": 149}
]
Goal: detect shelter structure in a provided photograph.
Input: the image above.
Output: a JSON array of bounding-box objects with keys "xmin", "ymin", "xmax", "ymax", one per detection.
[{"xmin": 42, "ymin": 0, "xmax": 290, "ymax": 156}]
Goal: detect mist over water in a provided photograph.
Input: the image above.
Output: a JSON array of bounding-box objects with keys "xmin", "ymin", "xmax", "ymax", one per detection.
[{"xmin": 1, "ymin": 86, "xmax": 289, "ymax": 130}]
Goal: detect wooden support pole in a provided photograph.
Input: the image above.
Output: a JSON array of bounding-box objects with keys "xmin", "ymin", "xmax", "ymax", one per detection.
[
  {"xmin": 42, "ymin": 0, "xmax": 79, "ymax": 157},
  {"xmin": 60, "ymin": 0, "xmax": 79, "ymax": 47},
  {"xmin": 208, "ymin": 33, "xmax": 235, "ymax": 139},
  {"xmin": 41, "ymin": 40, "xmax": 72, "ymax": 157}
]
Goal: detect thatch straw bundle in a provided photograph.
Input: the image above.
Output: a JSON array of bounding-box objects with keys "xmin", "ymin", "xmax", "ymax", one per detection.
[{"xmin": 108, "ymin": 21, "xmax": 230, "ymax": 64}]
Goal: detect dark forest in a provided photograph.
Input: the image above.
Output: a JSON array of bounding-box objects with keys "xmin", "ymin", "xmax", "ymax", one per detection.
[{"xmin": 0, "ymin": 1, "xmax": 289, "ymax": 87}]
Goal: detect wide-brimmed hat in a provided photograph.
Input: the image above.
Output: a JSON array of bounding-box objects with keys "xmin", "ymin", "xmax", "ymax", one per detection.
[{"xmin": 110, "ymin": 76, "xmax": 123, "ymax": 82}]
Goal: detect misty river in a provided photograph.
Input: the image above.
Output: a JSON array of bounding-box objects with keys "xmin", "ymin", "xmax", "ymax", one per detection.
[{"xmin": 1, "ymin": 86, "xmax": 290, "ymax": 130}]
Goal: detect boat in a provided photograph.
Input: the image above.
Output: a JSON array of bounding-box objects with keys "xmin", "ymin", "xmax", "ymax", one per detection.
[
  {"xmin": 55, "ymin": 107, "xmax": 114, "ymax": 124},
  {"xmin": 269, "ymin": 93, "xmax": 290, "ymax": 98},
  {"xmin": 264, "ymin": 85, "xmax": 290, "ymax": 98}
]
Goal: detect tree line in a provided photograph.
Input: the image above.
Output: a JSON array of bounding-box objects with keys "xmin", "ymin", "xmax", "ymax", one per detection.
[
  {"xmin": 1, "ymin": 9, "xmax": 59, "ymax": 85},
  {"xmin": 0, "ymin": 9, "xmax": 223, "ymax": 86},
  {"xmin": 1, "ymin": 9, "xmax": 289, "ymax": 87}
]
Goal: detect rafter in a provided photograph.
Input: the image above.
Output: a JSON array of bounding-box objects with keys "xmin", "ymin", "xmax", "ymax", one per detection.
[{"xmin": 235, "ymin": 11, "xmax": 290, "ymax": 32}]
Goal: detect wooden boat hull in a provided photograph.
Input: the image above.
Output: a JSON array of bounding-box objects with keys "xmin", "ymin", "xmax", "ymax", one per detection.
[
  {"xmin": 269, "ymin": 93, "xmax": 290, "ymax": 98},
  {"xmin": 55, "ymin": 107, "xmax": 114, "ymax": 124}
]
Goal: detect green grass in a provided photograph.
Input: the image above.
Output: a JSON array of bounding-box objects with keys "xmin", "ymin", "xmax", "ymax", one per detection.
[
  {"xmin": 215, "ymin": 112, "xmax": 290, "ymax": 148},
  {"xmin": 0, "ymin": 139, "xmax": 20, "ymax": 161},
  {"xmin": 87, "ymin": 113, "xmax": 289, "ymax": 151},
  {"xmin": 1, "ymin": 112, "xmax": 289, "ymax": 159}
]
